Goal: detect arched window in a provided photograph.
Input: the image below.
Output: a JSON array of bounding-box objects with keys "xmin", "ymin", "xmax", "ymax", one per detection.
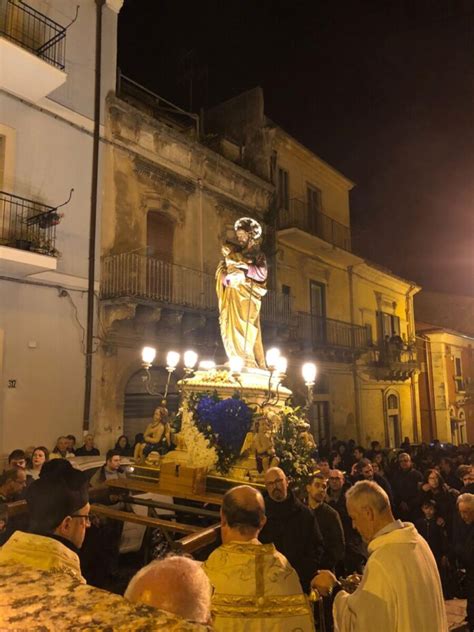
[
  {"xmin": 387, "ymin": 394, "xmax": 398, "ymax": 410},
  {"xmin": 386, "ymin": 392, "xmax": 400, "ymax": 448}
]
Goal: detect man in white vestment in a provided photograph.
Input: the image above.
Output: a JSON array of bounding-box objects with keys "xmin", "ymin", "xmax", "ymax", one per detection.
[
  {"xmin": 312, "ymin": 480, "xmax": 448, "ymax": 632},
  {"xmin": 203, "ymin": 485, "xmax": 315, "ymax": 632}
]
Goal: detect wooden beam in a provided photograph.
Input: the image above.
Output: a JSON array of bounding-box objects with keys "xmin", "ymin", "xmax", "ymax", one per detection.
[
  {"xmin": 105, "ymin": 477, "xmax": 224, "ymax": 506},
  {"xmin": 174, "ymin": 523, "xmax": 220, "ymax": 554},
  {"xmin": 90, "ymin": 504, "xmax": 201, "ymax": 534}
]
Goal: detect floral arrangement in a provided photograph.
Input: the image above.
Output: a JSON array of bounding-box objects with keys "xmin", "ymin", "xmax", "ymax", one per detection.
[
  {"xmin": 174, "ymin": 391, "xmax": 317, "ymax": 484},
  {"xmin": 190, "ymin": 393, "xmax": 253, "ymax": 474},
  {"xmin": 175, "ymin": 405, "xmax": 218, "ymax": 470},
  {"xmin": 274, "ymin": 404, "xmax": 317, "ymax": 491}
]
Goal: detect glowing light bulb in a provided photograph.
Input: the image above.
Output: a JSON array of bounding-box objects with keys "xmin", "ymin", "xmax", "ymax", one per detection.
[
  {"xmin": 302, "ymin": 362, "xmax": 317, "ymax": 385},
  {"xmin": 142, "ymin": 346, "xmax": 156, "ymax": 367},
  {"xmin": 184, "ymin": 350, "xmax": 198, "ymax": 369},
  {"xmin": 229, "ymin": 356, "xmax": 244, "ymax": 374},
  {"xmin": 266, "ymin": 347, "xmax": 281, "ymax": 370},
  {"xmin": 166, "ymin": 351, "xmax": 180, "ymax": 369}
]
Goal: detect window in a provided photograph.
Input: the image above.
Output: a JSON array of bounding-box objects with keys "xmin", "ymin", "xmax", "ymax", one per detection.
[
  {"xmin": 307, "ymin": 185, "xmax": 322, "ymax": 213},
  {"xmin": 377, "ymin": 311, "xmax": 400, "ymax": 340},
  {"xmin": 278, "ymin": 168, "xmax": 289, "ymax": 210},
  {"xmin": 454, "ymin": 355, "xmax": 465, "ymax": 392}
]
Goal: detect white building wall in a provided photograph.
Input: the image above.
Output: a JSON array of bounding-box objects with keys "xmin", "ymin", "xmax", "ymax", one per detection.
[{"xmin": 0, "ymin": 0, "xmax": 121, "ymax": 454}]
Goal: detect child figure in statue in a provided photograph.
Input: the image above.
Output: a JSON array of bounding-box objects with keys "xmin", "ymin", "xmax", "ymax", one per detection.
[
  {"xmin": 216, "ymin": 217, "xmax": 268, "ymax": 369},
  {"xmin": 134, "ymin": 405, "xmax": 172, "ymax": 464}
]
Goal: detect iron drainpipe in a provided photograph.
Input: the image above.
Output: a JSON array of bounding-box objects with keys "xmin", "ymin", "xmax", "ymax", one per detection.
[{"xmin": 83, "ymin": 0, "xmax": 105, "ymax": 432}]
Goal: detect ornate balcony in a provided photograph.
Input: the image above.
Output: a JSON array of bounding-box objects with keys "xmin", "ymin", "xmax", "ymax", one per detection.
[
  {"xmin": 0, "ymin": 190, "xmax": 59, "ymax": 277},
  {"xmin": 288, "ymin": 311, "xmax": 370, "ymax": 360},
  {"xmin": 100, "ymin": 252, "xmax": 291, "ymax": 324},
  {"xmin": 368, "ymin": 342, "xmax": 419, "ymax": 381},
  {"xmin": 277, "ymin": 198, "xmax": 351, "ymax": 251},
  {"xmin": 100, "ymin": 253, "xmax": 370, "ymax": 362},
  {"xmin": 0, "ymin": 0, "xmax": 67, "ymax": 102}
]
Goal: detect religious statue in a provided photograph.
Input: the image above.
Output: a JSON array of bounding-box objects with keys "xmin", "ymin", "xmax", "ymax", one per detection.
[
  {"xmin": 134, "ymin": 405, "xmax": 172, "ymax": 463},
  {"xmin": 216, "ymin": 217, "xmax": 267, "ymax": 368},
  {"xmin": 253, "ymin": 415, "xmax": 280, "ymax": 473},
  {"xmin": 239, "ymin": 410, "xmax": 280, "ymax": 475}
]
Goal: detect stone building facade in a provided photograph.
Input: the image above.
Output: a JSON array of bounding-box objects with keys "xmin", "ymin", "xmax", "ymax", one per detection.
[
  {"xmin": 94, "ymin": 90, "xmax": 274, "ymax": 447},
  {"xmin": 204, "ymin": 87, "xmax": 421, "ymax": 447},
  {"xmin": 417, "ymin": 322, "xmax": 474, "ymax": 444}
]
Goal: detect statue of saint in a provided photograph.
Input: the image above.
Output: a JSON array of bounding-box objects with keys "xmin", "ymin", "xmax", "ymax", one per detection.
[
  {"xmin": 216, "ymin": 217, "xmax": 267, "ymax": 368},
  {"xmin": 134, "ymin": 405, "xmax": 172, "ymax": 463}
]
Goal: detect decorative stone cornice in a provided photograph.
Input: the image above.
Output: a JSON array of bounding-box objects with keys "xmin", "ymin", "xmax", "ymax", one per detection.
[{"xmin": 134, "ymin": 156, "xmax": 196, "ymax": 195}]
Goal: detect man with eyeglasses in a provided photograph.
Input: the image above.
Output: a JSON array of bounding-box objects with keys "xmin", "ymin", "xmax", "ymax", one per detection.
[
  {"xmin": 259, "ymin": 467, "xmax": 323, "ymax": 593},
  {"xmin": 0, "ymin": 461, "xmax": 212, "ymax": 630},
  {"xmin": 0, "ymin": 459, "xmax": 89, "ymax": 581}
]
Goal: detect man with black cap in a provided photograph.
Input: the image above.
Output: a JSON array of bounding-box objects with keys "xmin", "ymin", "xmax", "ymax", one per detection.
[{"xmin": 0, "ymin": 459, "xmax": 89, "ymax": 582}]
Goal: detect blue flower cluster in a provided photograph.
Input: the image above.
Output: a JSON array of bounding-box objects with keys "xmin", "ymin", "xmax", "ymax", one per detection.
[{"xmin": 196, "ymin": 396, "xmax": 252, "ymax": 451}]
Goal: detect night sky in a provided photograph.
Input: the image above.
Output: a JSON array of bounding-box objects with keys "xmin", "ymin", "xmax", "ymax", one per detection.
[{"xmin": 118, "ymin": 1, "xmax": 474, "ymax": 296}]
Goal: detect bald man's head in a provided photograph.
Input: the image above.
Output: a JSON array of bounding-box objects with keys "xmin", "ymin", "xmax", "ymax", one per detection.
[
  {"xmin": 125, "ymin": 556, "xmax": 211, "ymax": 624},
  {"xmin": 264, "ymin": 467, "xmax": 288, "ymax": 502},
  {"xmin": 221, "ymin": 485, "xmax": 266, "ymax": 540}
]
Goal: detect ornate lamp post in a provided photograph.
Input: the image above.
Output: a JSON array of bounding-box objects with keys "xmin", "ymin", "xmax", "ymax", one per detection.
[{"xmin": 141, "ymin": 346, "xmax": 198, "ymax": 400}]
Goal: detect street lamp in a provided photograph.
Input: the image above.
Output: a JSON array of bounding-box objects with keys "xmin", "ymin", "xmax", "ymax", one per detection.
[
  {"xmin": 141, "ymin": 346, "xmax": 184, "ymax": 400},
  {"xmin": 184, "ymin": 350, "xmax": 198, "ymax": 375},
  {"xmin": 141, "ymin": 346, "xmax": 156, "ymax": 370},
  {"xmin": 302, "ymin": 362, "xmax": 317, "ymax": 403}
]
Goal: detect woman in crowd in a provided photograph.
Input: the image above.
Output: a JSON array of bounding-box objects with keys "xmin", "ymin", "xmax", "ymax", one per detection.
[
  {"xmin": 26, "ymin": 446, "xmax": 49, "ymax": 480},
  {"xmin": 114, "ymin": 435, "xmax": 133, "ymax": 457},
  {"xmin": 418, "ymin": 468, "xmax": 459, "ymax": 535}
]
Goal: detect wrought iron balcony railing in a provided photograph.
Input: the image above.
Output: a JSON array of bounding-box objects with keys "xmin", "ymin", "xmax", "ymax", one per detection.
[
  {"xmin": 368, "ymin": 342, "xmax": 419, "ymax": 380},
  {"xmin": 0, "ymin": 190, "xmax": 60, "ymax": 256},
  {"xmin": 291, "ymin": 311, "xmax": 370, "ymax": 351},
  {"xmin": 0, "ymin": 0, "xmax": 66, "ymax": 70},
  {"xmin": 100, "ymin": 254, "xmax": 371, "ymax": 355},
  {"xmin": 277, "ymin": 198, "xmax": 351, "ymax": 251},
  {"xmin": 101, "ymin": 253, "xmax": 292, "ymax": 324}
]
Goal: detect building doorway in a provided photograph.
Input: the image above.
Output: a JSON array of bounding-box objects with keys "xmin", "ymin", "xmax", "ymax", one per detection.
[
  {"xmin": 146, "ymin": 211, "xmax": 175, "ymax": 299},
  {"xmin": 386, "ymin": 392, "xmax": 401, "ymax": 448}
]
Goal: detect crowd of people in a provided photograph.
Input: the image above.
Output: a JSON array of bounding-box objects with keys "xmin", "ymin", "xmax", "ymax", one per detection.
[{"xmin": 0, "ymin": 432, "xmax": 473, "ymax": 630}]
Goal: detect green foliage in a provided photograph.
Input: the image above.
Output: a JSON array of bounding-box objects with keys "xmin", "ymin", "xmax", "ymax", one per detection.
[{"xmin": 274, "ymin": 404, "xmax": 317, "ymax": 492}]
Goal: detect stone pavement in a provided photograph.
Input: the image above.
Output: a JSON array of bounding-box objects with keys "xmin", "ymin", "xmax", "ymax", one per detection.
[{"xmin": 446, "ymin": 599, "xmax": 468, "ymax": 631}]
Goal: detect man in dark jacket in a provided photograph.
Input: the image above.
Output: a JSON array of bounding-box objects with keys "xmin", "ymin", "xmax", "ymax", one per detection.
[
  {"xmin": 352, "ymin": 459, "xmax": 394, "ymax": 507},
  {"xmin": 306, "ymin": 471, "xmax": 344, "ymax": 571},
  {"xmin": 390, "ymin": 452, "xmax": 423, "ymax": 521},
  {"xmin": 259, "ymin": 467, "xmax": 323, "ymax": 593}
]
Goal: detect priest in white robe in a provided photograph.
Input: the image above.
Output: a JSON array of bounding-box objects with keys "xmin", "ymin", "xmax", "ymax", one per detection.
[
  {"xmin": 203, "ymin": 485, "xmax": 315, "ymax": 632},
  {"xmin": 312, "ymin": 480, "xmax": 448, "ymax": 632}
]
